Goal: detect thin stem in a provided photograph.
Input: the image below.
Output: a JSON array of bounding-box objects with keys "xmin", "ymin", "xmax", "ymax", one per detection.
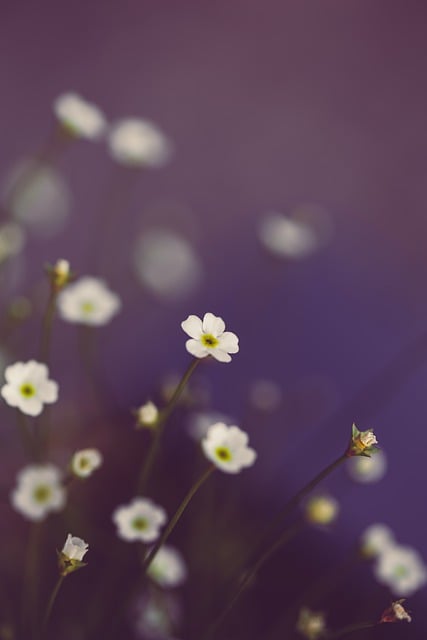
[
  {"xmin": 39, "ymin": 289, "xmax": 57, "ymax": 366},
  {"xmin": 325, "ymin": 621, "xmax": 377, "ymax": 639},
  {"xmin": 21, "ymin": 523, "xmax": 43, "ymax": 639},
  {"xmin": 137, "ymin": 358, "xmax": 200, "ymax": 494},
  {"xmin": 41, "ymin": 575, "xmax": 65, "ymax": 637},
  {"xmin": 142, "ymin": 464, "xmax": 215, "ymax": 575}
]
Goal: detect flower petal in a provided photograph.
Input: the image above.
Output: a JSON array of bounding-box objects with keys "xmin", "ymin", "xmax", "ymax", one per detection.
[
  {"xmin": 219, "ymin": 331, "xmax": 239, "ymax": 354},
  {"xmin": 202, "ymin": 313, "xmax": 225, "ymax": 337},
  {"xmin": 209, "ymin": 348, "xmax": 232, "ymax": 363},
  {"xmin": 181, "ymin": 315, "xmax": 203, "ymax": 339},
  {"xmin": 185, "ymin": 339, "xmax": 208, "ymax": 359}
]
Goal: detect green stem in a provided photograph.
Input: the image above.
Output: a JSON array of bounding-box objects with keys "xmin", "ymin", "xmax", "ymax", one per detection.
[
  {"xmin": 41, "ymin": 575, "xmax": 65, "ymax": 637},
  {"xmin": 17, "ymin": 412, "xmax": 37, "ymax": 460},
  {"xmin": 39, "ymin": 289, "xmax": 58, "ymax": 366},
  {"xmin": 142, "ymin": 464, "xmax": 215, "ymax": 575},
  {"xmin": 21, "ymin": 523, "xmax": 43, "ymax": 639},
  {"xmin": 137, "ymin": 358, "xmax": 200, "ymax": 494},
  {"xmin": 325, "ymin": 621, "xmax": 377, "ymax": 639}
]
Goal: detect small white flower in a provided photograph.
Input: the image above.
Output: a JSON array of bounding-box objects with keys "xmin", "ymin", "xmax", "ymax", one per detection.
[
  {"xmin": 361, "ymin": 523, "xmax": 396, "ymax": 558},
  {"xmin": 53, "ymin": 92, "xmax": 107, "ymax": 139},
  {"xmin": 296, "ymin": 607, "xmax": 326, "ymax": 639},
  {"xmin": 147, "ymin": 545, "xmax": 187, "ymax": 588},
  {"xmin": 374, "ymin": 544, "xmax": 427, "ymax": 596},
  {"xmin": 136, "ymin": 401, "xmax": 159, "ymax": 428},
  {"xmin": 57, "ymin": 276, "xmax": 121, "ymax": 326},
  {"xmin": 347, "ymin": 450, "xmax": 387, "ymax": 484},
  {"xmin": 112, "ymin": 497, "xmax": 167, "ymax": 543},
  {"xmin": 202, "ymin": 422, "xmax": 256, "ymax": 474},
  {"xmin": 11, "ymin": 464, "xmax": 66, "ymax": 521},
  {"xmin": 1, "ymin": 360, "xmax": 58, "ymax": 416},
  {"xmin": 259, "ymin": 214, "xmax": 318, "ymax": 259},
  {"xmin": 108, "ymin": 118, "xmax": 172, "ymax": 167},
  {"xmin": 305, "ymin": 495, "xmax": 339, "ymax": 526},
  {"xmin": 359, "ymin": 430, "xmax": 378, "ymax": 448},
  {"xmin": 181, "ymin": 313, "xmax": 239, "ymax": 363},
  {"xmin": 62, "ymin": 533, "xmax": 89, "ymax": 561},
  {"xmin": 390, "ymin": 600, "xmax": 412, "ymax": 623},
  {"xmin": 71, "ymin": 448, "xmax": 103, "ymax": 478}
]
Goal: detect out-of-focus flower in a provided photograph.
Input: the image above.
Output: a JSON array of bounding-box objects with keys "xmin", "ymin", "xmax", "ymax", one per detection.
[
  {"xmin": 249, "ymin": 379, "xmax": 282, "ymax": 412},
  {"xmin": 360, "ymin": 523, "xmax": 396, "ymax": 558},
  {"xmin": 53, "ymin": 92, "xmax": 107, "ymax": 140},
  {"xmin": 71, "ymin": 449, "xmax": 103, "ymax": 478},
  {"xmin": 347, "ymin": 450, "xmax": 387, "ymax": 484},
  {"xmin": 135, "ymin": 401, "xmax": 159, "ymax": 430},
  {"xmin": 108, "ymin": 118, "xmax": 172, "ymax": 167},
  {"xmin": 11, "ymin": 464, "xmax": 66, "ymax": 521},
  {"xmin": 132, "ymin": 590, "xmax": 181, "ymax": 639},
  {"xmin": 380, "ymin": 599, "xmax": 412, "ymax": 624},
  {"xmin": 202, "ymin": 422, "xmax": 256, "ymax": 473},
  {"xmin": 133, "ymin": 228, "xmax": 203, "ymax": 300},
  {"xmin": 46, "ymin": 258, "xmax": 72, "ymax": 292},
  {"xmin": 3, "ymin": 161, "xmax": 71, "ymax": 236},
  {"xmin": 0, "ymin": 223, "xmax": 26, "ymax": 263},
  {"xmin": 346, "ymin": 424, "xmax": 379, "ymax": 457},
  {"xmin": 112, "ymin": 498, "xmax": 167, "ymax": 543},
  {"xmin": 146, "ymin": 545, "xmax": 187, "ymax": 588},
  {"xmin": 1, "ymin": 360, "xmax": 58, "ymax": 416},
  {"xmin": 374, "ymin": 544, "xmax": 427, "ymax": 596},
  {"xmin": 181, "ymin": 313, "xmax": 239, "ymax": 363},
  {"xmin": 296, "ymin": 607, "xmax": 326, "ymax": 639},
  {"xmin": 58, "ymin": 533, "xmax": 89, "ymax": 576},
  {"xmin": 305, "ymin": 495, "xmax": 339, "ymax": 526},
  {"xmin": 57, "ymin": 276, "xmax": 121, "ymax": 326}
]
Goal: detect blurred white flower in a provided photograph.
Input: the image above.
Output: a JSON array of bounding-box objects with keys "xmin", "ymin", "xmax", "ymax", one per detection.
[
  {"xmin": 361, "ymin": 523, "xmax": 396, "ymax": 558},
  {"xmin": 202, "ymin": 422, "xmax": 256, "ymax": 473},
  {"xmin": 147, "ymin": 545, "xmax": 187, "ymax": 588},
  {"xmin": 11, "ymin": 464, "xmax": 66, "ymax": 521},
  {"xmin": 347, "ymin": 450, "xmax": 387, "ymax": 483},
  {"xmin": 57, "ymin": 276, "xmax": 121, "ymax": 326},
  {"xmin": 133, "ymin": 591, "xmax": 181, "ymax": 639},
  {"xmin": 135, "ymin": 401, "xmax": 159, "ymax": 429},
  {"xmin": 1, "ymin": 360, "xmax": 58, "ymax": 416},
  {"xmin": 249, "ymin": 379, "xmax": 282, "ymax": 412},
  {"xmin": 108, "ymin": 118, "xmax": 172, "ymax": 167},
  {"xmin": 305, "ymin": 495, "xmax": 339, "ymax": 526},
  {"xmin": 2, "ymin": 161, "xmax": 71, "ymax": 236},
  {"xmin": 134, "ymin": 228, "xmax": 203, "ymax": 300},
  {"xmin": 181, "ymin": 313, "xmax": 239, "ymax": 363},
  {"xmin": 53, "ymin": 92, "xmax": 107, "ymax": 139},
  {"xmin": 61, "ymin": 533, "xmax": 89, "ymax": 561},
  {"xmin": 374, "ymin": 544, "xmax": 427, "ymax": 596},
  {"xmin": 296, "ymin": 607, "xmax": 326, "ymax": 639},
  {"xmin": 71, "ymin": 448, "xmax": 103, "ymax": 478},
  {"xmin": 0, "ymin": 223, "xmax": 26, "ymax": 263},
  {"xmin": 112, "ymin": 498, "xmax": 167, "ymax": 543}
]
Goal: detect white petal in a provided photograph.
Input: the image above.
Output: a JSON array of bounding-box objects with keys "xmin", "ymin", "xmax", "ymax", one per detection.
[
  {"xmin": 209, "ymin": 348, "xmax": 232, "ymax": 363},
  {"xmin": 181, "ymin": 315, "xmax": 203, "ymax": 339},
  {"xmin": 185, "ymin": 339, "xmax": 208, "ymax": 358},
  {"xmin": 202, "ymin": 313, "xmax": 225, "ymax": 337},
  {"xmin": 18, "ymin": 397, "xmax": 43, "ymax": 417},
  {"xmin": 219, "ymin": 332, "xmax": 239, "ymax": 354},
  {"xmin": 1, "ymin": 384, "xmax": 21, "ymax": 407},
  {"xmin": 40, "ymin": 380, "xmax": 58, "ymax": 403}
]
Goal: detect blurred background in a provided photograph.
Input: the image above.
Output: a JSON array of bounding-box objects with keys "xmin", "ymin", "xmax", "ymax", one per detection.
[{"xmin": 1, "ymin": 1, "xmax": 427, "ymax": 638}]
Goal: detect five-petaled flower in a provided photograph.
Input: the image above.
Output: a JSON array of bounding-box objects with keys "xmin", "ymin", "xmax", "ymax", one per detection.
[
  {"xmin": 57, "ymin": 276, "xmax": 121, "ymax": 326},
  {"xmin": 11, "ymin": 464, "xmax": 66, "ymax": 521},
  {"xmin": 202, "ymin": 422, "xmax": 256, "ymax": 473},
  {"xmin": 112, "ymin": 497, "xmax": 167, "ymax": 543},
  {"xmin": 181, "ymin": 313, "xmax": 239, "ymax": 363},
  {"xmin": 71, "ymin": 449, "xmax": 103, "ymax": 478},
  {"xmin": 346, "ymin": 423, "xmax": 379, "ymax": 457},
  {"xmin": 1, "ymin": 360, "xmax": 58, "ymax": 416},
  {"xmin": 58, "ymin": 533, "xmax": 89, "ymax": 576}
]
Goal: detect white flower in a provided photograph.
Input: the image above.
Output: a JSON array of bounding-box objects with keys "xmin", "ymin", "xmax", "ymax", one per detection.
[
  {"xmin": 71, "ymin": 449, "xmax": 103, "ymax": 478},
  {"xmin": 202, "ymin": 422, "xmax": 256, "ymax": 473},
  {"xmin": 53, "ymin": 92, "xmax": 107, "ymax": 140},
  {"xmin": 181, "ymin": 313, "xmax": 239, "ymax": 363},
  {"xmin": 11, "ymin": 464, "xmax": 66, "ymax": 521},
  {"xmin": 57, "ymin": 276, "xmax": 121, "ymax": 326},
  {"xmin": 359, "ymin": 430, "xmax": 378, "ymax": 447},
  {"xmin": 361, "ymin": 523, "xmax": 396, "ymax": 557},
  {"xmin": 296, "ymin": 607, "xmax": 326, "ymax": 639},
  {"xmin": 305, "ymin": 495, "xmax": 339, "ymax": 526},
  {"xmin": 62, "ymin": 533, "xmax": 89, "ymax": 561},
  {"xmin": 147, "ymin": 545, "xmax": 187, "ymax": 588},
  {"xmin": 136, "ymin": 401, "xmax": 159, "ymax": 428},
  {"xmin": 347, "ymin": 450, "xmax": 387, "ymax": 483},
  {"xmin": 259, "ymin": 214, "xmax": 318, "ymax": 259},
  {"xmin": 1, "ymin": 360, "xmax": 58, "ymax": 416},
  {"xmin": 112, "ymin": 498, "xmax": 167, "ymax": 543},
  {"xmin": 108, "ymin": 118, "xmax": 172, "ymax": 167},
  {"xmin": 374, "ymin": 544, "xmax": 427, "ymax": 596}
]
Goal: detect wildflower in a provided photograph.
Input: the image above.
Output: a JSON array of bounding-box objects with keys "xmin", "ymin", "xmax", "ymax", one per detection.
[
  {"xmin": 57, "ymin": 276, "xmax": 121, "ymax": 326},
  {"xmin": 380, "ymin": 599, "xmax": 412, "ymax": 623},
  {"xmin": 305, "ymin": 495, "xmax": 339, "ymax": 526},
  {"xmin": 53, "ymin": 92, "xmax": 107, "ymax": 140},
  {"xmin": 296, "ymin": 607, "xmax": 326, "ymax": 639},
  {"xmin": 202, "ymin": 422, "xmax": 256, "ymax": 473},
  {"xmin": 11, "ymin": 464, "xmax": 66, "ymax": 521},
  {"xmin": 146, "ymin": 545, "xmax": 187, "ymax": 588},
  {"xmin": 374, "ymin": 544, "xmax": 427, "ymax": 596},
  {"xmin": 58, "ymin": 534, "xmax": 88, "ymax": 576},
  {"xmin": 46, "ymin": 259, "xmax": 72, "ymax": 291},
  {"xmin": 1, "ymin": 360, "xmax": 58, "ymax": 416},
  {"xmin": 132, "ymin": 590, "xmax": 181, "ymax": 639},
  {"xmin": 346, "ymin": 423, "xmax": 379, "ymax": 457},
  {"xmin": 181, "ymin": 313, "xmax": 239, "ymax": 363},
  {"xmin": 135, "ymin": 401, "xmax": 159, "ymax": 429},
  {"xmin": 259, "ymin": 213, "xmax": 318, "ymax": 260},
  {"xmin": 360, "ymin": 523, "xmax": 395, "ymax": 558},
  {"xmin": 108, "ymin": 118, "xmax": 172, "ymax": 167},
  {"xmin": 347, "ymin": 450, "xmax": 387, "ymax": 483},
  {"xmin": 71, "ymin": 448, "xmax": 103, "ymax": 478},
  {"xmin": 112, "ymin": 498, "xmax": 167, "ymax": 543}
]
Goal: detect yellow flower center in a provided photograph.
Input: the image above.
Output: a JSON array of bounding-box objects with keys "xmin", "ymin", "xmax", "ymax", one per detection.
[
  {"xmin": 33, "ymin": 485, "xmax": 51, "ymax": 503},
  {"xmin": 81, "ymin": 301, "xmax": 94, "ymax": 314},
  {"xmin": 78, "ymin": 457, "xmax": 89, "ymax": 469},
  {"xmin": 215, "ymin": 446, "xmax": 232, "ymax": 462},
  {"xmin": 132, "ymin": 517, "xmax": 148, "ymax": 531},
  {"xmin": 201, "ymin": 333, "xmax": 219, "ymax": 348},
  {"xmin": 20, "ymin": 383, "xmax": 36, "ymax": 398}
]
